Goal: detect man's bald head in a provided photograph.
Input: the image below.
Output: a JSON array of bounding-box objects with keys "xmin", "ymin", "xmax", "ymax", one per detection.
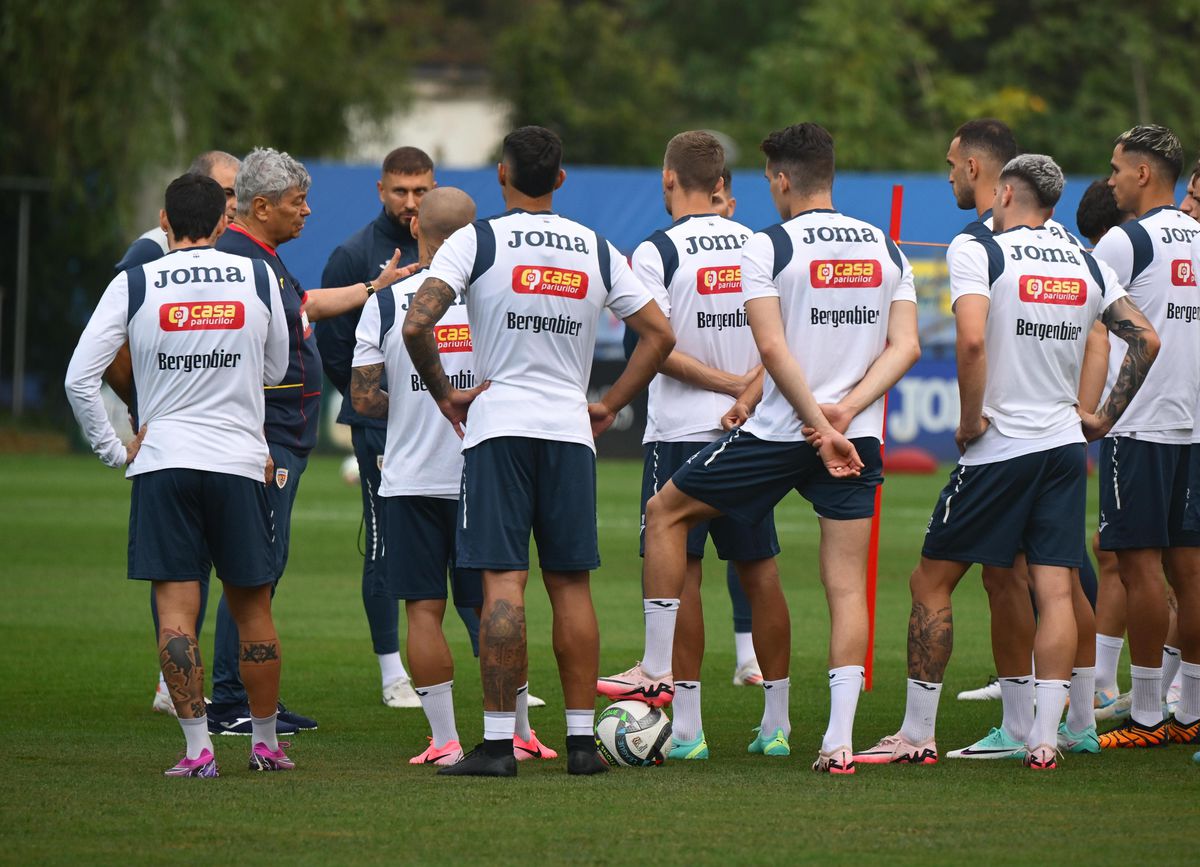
[{"xmin": 415, "ymin": 187, "xmax": 476, "ymax": 245}]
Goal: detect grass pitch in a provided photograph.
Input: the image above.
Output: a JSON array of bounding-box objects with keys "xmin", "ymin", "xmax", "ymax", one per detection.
[{"xmin": 1, "ymin": 454, "xmax": 1197, "ymax": 865}]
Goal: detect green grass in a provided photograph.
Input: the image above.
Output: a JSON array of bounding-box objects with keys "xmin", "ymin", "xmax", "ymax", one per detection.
[{"xmin": 1, "ymin": 454, "xmax": 1196, "ymax": 865}]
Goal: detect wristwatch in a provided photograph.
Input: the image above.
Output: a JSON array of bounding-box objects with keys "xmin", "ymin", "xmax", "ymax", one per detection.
[{"xmin": 364, "ymin": 280, "xmax": 376, "ymax": 295}]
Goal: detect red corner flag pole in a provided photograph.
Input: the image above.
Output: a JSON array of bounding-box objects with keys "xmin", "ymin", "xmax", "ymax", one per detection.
[{"xmin": 864, "ymin": 184, "xmax": 904, "ymax": 692}]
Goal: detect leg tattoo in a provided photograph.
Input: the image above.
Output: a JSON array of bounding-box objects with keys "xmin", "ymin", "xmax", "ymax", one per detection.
[
  {"xmin": 480, "ymin": 599, "xmax": 526, "ymax": 712},
  {"xmin": 240, "ymin": 641, "xmax": 281, "ymax": 663},
  {"xmin": 907, "ymin": 601, "xmax": 953, "ymax": 682},
  {"xmin": 159, "ymin": 627, "xmax": 205, "ymax": 719}
]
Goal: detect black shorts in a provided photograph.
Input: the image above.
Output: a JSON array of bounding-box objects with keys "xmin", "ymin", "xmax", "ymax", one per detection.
[
  {"xmin": 457, "ymin": 436, "xmax": 600, "ymax": 572},
  {"xmin": 128, "ymin": 468, "xmax": 273, "ymax": 587},
  {"xmin": 379, "ymin": 495, "xmax": 483, "ymax": 608},
  {"xmin": 640, "ymin": 440, "xmax": 780, "ymax": 561},
  {"xmin": 922, "ymin": 444, "xmax": 1087, "ymax": 568},
  {"xmin": 671, "ymin": 428, "xmax": 883, "ymax": 524},
  {"xmin": 352, "ymin": 425, "xmax": 386, "ymax": 576},
  {"xmin": 1098, "ymin": 438, "xmax": 1199, "ymax": 550},
  {"xmin": 1182, "ymin": 444, "xmax": 1200, "ymax": 535}
]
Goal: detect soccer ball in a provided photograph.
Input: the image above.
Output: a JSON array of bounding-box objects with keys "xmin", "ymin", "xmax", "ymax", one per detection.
[
  {"xmin": 595, "ymin": 700, "xmax": 672, "ymax": 766},
  {"xmin": 339, "ymin": 455, "xmax": 360, "ymax": 486}
]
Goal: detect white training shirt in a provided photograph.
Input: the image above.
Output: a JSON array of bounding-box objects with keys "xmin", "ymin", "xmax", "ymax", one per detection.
[
  {"xmin": 353, "ymin": 268, "xmax": 472, "ymax": 498},
  {"xmin": 740, "ymin": 208, "xmax": 917, "ymax": 443},
  {"xmin": 1192, "ymin": 233, "xmax": 1200, "ymax": 443},
  {"xmin": 949, "ymin": 225, "xmax": 1125, "ymax": 465},
  {"xmin": 632, "ymin": 214, "xmax": 759, "ymax": 443},
  {"xmin": 1093, "ymin": 206, "xmax": 1200, "ymax": 443},
  {"xmin": 945, "ymin": 210, "xmax": 1081, "ymax": 267},
  {"xmin": 426, "ymin": 208, "xmax": 654, "ymax": 452},
  {"xmin": 65, "ymin": 246, "xmax": 289, "ymax": 481}
]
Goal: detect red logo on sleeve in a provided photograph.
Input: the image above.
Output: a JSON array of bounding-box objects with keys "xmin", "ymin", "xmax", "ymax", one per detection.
[
  {"xmin": 1172, "ymin": 259, "xmax": 1196, "ymax": 286},
  {"xmin": 1019, "ymin": 275, "xmax": 1086, "ymax": 306},
  {"xmin": 810, "ymin": 260, "xmax": 882, "ymax": 288},
  {"xmin": 435, "ymin": 324, "xmax": 472, "ymax": 352},
  {"xmin": 159, "ymin": 302, "xmax": 245, "ymax": 330},
  {"xmin": 697, "ymin": 266, "xmax": 742, "ymax": 294},
  {"xmin": 512, "ymin": 266, "xmax": 589, "ymax": 299}
]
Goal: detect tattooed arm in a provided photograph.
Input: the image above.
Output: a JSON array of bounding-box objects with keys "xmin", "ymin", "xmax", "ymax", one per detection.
[
  {"xmin": 402, "ymin": 277, "xmax": 488, "ymax": 437},
  {"xmin": 1080, "ymin": 296, "xmax": 1160, "ymax": 441},
  {"xmin": 350, "ymin": 363, "xmax": 388, "ymax": 418}
]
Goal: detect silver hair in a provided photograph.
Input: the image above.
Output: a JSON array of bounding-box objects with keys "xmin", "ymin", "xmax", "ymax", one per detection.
[
  {"xmin": 235, "ymin": 147, "xmax": 311, "ymax": 215},
  {"xmin": 1000, "ymin": 154, "xmax": 1064, "ymax": 209},
  {"xmin": 187, "ymin": 150, "xmax": 240, "ymax": 177},
  {"xmin": 1115, "ymin": 124, "xmax": 1184, "ymax": 180}
]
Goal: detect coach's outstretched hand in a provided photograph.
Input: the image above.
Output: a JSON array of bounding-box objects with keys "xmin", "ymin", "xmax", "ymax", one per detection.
[
  {"xmin": 438, "ymin": 380, "xmax": 490, "ymax": 439},
  {"xmin": 376, "ymin": 249, "xmax": 417, "ymax": 289},
  {"xmin": 125, "ymin": 424, "xmax": 147, "ymax": 466}
]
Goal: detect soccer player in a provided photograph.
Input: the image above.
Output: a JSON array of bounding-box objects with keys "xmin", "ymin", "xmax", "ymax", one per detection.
[
  {"xmin": 597, "ymin": 132, "xmax": 774, "ymax": 760},
  {"xmin": 1180, "ymin": 231, "xmax": 1200, "ymax": 748},
  {"xmin": 320, "ymin": 147, "xmax": 489, "ymax": 708},
  {"xmin": 1091, "ymin": 125, "xmax": 1200, "ymax": 748},
  {"xmin": 1180, "ymin": 159, "xmax": 1200, "ymax": 219},
  {"xmin": 205, "ymin": 147, "xmax": 412, "ymax": 736},
  {"xmin": 857, "ymin": 154, "xmax": 1159, "ymax": 770},
  {"xmin": 65, "ymin": 172, "xmax": 293, "ymax": 774},
  {"xmin": 403, "ymin": 126, "xmax": 674, "ymax": 776},
  {"xmin": 623, "ymin": 123, "xmax": 919, "ymax": 773},
  {"xmin": 350, "ymin": 187, "xmax": 557, "ymax": 765}
]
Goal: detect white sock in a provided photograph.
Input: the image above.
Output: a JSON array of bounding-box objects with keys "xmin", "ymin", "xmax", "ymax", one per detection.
[
  {"xmin": 899, "ymin": 679, "xmax": 942, "ymax": 744},
  {"xmin": 1095, "ymin": 633, "xmax": 1124, "ymax": 692},
  {"xmin": 822, "ymin": 666, "xmax": 864, "ymax": 752},
  {"xmin": 734, "ymin": 632, "xmax": 756, "ymax": 668},
  {"xmin": 378, "ymin": 652, "xmax": 408, "ymax": 688},
  {"xmin": 179, "ymin": 715, "xmax": 214, "ymax": 760},
  {"xmin": 1130, "ymin": 664, "xmax": 1164, "ymax": 727},
  {"xmin": 416, "ymin": 680, "xmax": 458, "ymax": 747},
  {"xmin": 999, "ymin": 675, "xmax": 1035, "ymax": 742},
  {"xmin": 1177, "ymin": 660, "xmax": 1200, "ymax": 725},
  {"xmin": 1030, "ymin": 679, "xmax": 1070, "ymax": 748},
  {"xmin": 760, "ymin": 677, "xmax": 790, "ymax": 738},
  {"xmin": 158, "ymin": 671, "xmax": 167, "ymax": 688},
  {"xmin": 483, "ymin": 710, "xmax": 516, "ymax": 741},
  {"xmin": 1161, "ymin": 646, "xmax": 1182, "ymax": 702},
  {"xmin": 1066, "ymin": 666, "xmax": 1096, "ymax": 733},
  {"xmin": 642, "ymin": 598, "xmax": 679, "ymax": 677},
  {"xmin": 565, "ymin": 708, "xmax": 594, "ymax": 737},
  {"xmin": 515, "ymin": 683, "xmax": 531, "ymax": 741},
  {"xmin": 251, "ymin": 712, "xmax": 279, "ymax": 752},
  {"xmin": 672, "ymin": 681, "xmax": 702, "ymax": 742}
]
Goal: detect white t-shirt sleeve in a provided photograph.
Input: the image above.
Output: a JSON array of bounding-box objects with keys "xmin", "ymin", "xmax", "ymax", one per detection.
[
  {"xmin": 1095, "ymin": 258, "xmax": 1128, "ymax": 316},
  {"xmin": 426, "ymin": 223, "xmax": 480, "ymax": 297},
  {"xmin": 630, "ymin": 240, "xmax": 669, "ymax": 316},
  {"xmin": 64, "ymin": 273, "xmax": 132, "ymax": 468},
  {"xmin": 948, "ymin": 239, "xmax": 992, "ymax": 306},
  {"xmin": 352, "ymin": 294, "xmax": 386, "ymax": 368},
  {"xmin": 1092, "ymin": 228, "xmax": 1133, "ymax": 285},
  {"xmin": 892, "ymin": 245, "xmax": 918, "ymax": 304},
  {"xmin": 262, "ymin": 263, "xmax": 290, "ymax": 386},
  {"xmin": 604, "ymin": 242, "xmax": 654, "ymax": 320},
  {"xmin": 739, "ymin": 232, "xmax": 779, "ymax": 301}
]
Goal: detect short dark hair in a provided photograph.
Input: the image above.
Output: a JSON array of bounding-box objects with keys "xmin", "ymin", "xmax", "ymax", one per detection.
[
  {"xmin": 1191, "ymin": 158, "xmax": 1200, "ymax": 183},
  {"xmin": 759, "ymin": 123, "xmax": 835, "ymax": 195},
  {"xmin": 502, "ymin": 126, "xmax": 563, "ymax": 198},
  {"xmin": 164, "ymin": 173, "xmax": 225, "ymax": 242},
  {"xmin": 664, "ymin": 131, "xmax": 725, "ymax": 194},
  {"xmin": 1076, "ymin": 179, "xmax": 1127, "ymax": 244},
  {"xmin": 1115, "ymin": 124, "xmax": 1184, "ymax": 183},
  {"xmin": 954, "ymin": 118, "xmax": 1018, "ymax": 166},
  {"xmin": 721, "ymin": 167, "xmax": 732, "ymax": 193},
  {"xmin": 382, "ymin": 146, "xmax": 434, "ymax": 177}
]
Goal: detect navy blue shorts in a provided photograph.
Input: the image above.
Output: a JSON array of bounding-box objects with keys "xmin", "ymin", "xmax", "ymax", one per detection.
[
  {"xmin": 671, "ymin": 429, "xmax": 883, "ymax": 524},
  {"xmin": 266, "ymin": 443, "xmax": 308, "ymax": 580},
  {"xmin": 379, "ymin": 495, "xmax": 483, "ymax": 607},
  {"xmin": 128, "ymin": 468, "xmax": 274, "ymax": 587},
  {"xmin": 1098, "ymin": 438, "xmax": 1199, "ymax": 550},
  {"xmin": 1183, "ymin": 444, "xmax": 1200, "ymax": 534},
  {"xmin": 641, "ymin": 440, "xmax": 780, "ymax": 561},
  {"xmin": 922, "ymin": 444, "xmax": 1087, "ymax": 568},
  {"xmin": 353, "ymin": 425, "xmax": 386, "ymax": 577},
  {"xmin": 457, "ymin": 437, "xmax": 599, "ymax": 572}
]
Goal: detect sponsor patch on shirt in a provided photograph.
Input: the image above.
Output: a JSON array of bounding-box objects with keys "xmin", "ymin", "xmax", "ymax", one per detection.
[
  {"xmin": 512, "ymin": 266, "xmax": 588, "ymax": 300},
  {"xmin": 1019, "ymin": 275, "xmax": 1086, "ymax": 306},
  {"xmin": 696, "ymin": 265, "xmax": 742, "ymax": 295},
  {"xmin": 435, "ymin": 323, "xmax": 472, "ymax": 352},
  {"xmin": 1172, "ymin": 259, "xmax": 1196, "ymax": 287},
  {"xmin": 810, "ymin": 260, "xmax": 882, "ymax": 288},
  {"xmin": 159, "ymin": 301, "xmax": 245, "ymax": 330}
]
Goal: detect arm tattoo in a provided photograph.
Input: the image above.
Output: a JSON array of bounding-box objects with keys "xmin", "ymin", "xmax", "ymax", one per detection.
[
  {"xmin": 1098, "ymin": 297, "xmax": 1154, "ymax": 428},
  {"xmin": 350, "ymin": 363, "xmax": 388, "ymax": 418},
  {"xmin": 479, "ymin": 599, "xmax": 527, "ymax": 712},
  {"xmin": 240, "ymin": 641, "xmax": 280, "ymax": 663},
  {"xmin": 906, "ymin": 600, "xmax": 953, "ymax": 683},
  {"xmin": 402, "ymin": 278, "xmax": 457, "ymax": 401},
  {"xmin": 159, "ymin": 626, "xmax": 205, "ymax": 719}
]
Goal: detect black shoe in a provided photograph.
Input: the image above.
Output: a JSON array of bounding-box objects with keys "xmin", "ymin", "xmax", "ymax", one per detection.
[
  {"xmin": 566, "ymin": 735, "xmax": 609, "ymax": 775},
  {"xmin": 276, "ymin": 700, "xmax": 318, "ymax": 731},
  {"xmin": 207, "ymin": 702, "xmax": 299, "ymax": 737},
  {"xmin": 437, "ymin": 741, "xmax": 517, "ymax": 777}
]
